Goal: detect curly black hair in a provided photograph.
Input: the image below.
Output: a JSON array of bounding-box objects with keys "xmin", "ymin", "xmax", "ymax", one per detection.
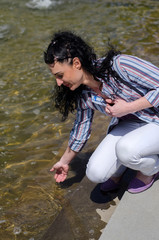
[{"xmin": 44, "ymin": 31, "xmax": 120, "ymax": 120}]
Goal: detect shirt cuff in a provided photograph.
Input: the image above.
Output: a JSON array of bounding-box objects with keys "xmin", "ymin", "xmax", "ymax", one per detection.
[
  {"xmin": 68, "ymin": 138, "xmax": 88, "ymax": 152},
  {"xmin": 145, "ymin": 90, "xmax": 159, "ymax": 108}
]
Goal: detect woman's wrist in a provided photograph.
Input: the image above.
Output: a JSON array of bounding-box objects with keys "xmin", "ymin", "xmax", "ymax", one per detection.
[
  {"xmin": 59, "ymin": 147, "xmax": 78, "ymax": 165},
  {"xmin": 126, "ymin": 101, "xmax": 136, "ymax": 114},
  {"xmin": 128, "ymin": 97, "xmax": 153, "ymax": 113},
  {"xmin": 59, "ymin": 157, "xmax": 70, "ymax": 165}
]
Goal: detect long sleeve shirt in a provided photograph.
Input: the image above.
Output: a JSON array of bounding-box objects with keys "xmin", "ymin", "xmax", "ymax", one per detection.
[{"xmin": 68, "ymin": 54, "xmax": 159, "ymax": 152}]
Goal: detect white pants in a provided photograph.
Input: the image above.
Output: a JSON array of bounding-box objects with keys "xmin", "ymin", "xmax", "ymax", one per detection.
[{"xmin": 86, "ymin": 120, "xmax": 159, "ymax": 183}]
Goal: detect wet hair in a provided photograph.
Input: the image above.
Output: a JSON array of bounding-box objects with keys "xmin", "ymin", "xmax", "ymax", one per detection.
[{"xmin": 44, "ymin": 31, "xmax": 120, "ymax": 120}]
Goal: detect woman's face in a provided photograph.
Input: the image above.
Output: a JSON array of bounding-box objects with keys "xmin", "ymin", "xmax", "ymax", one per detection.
[{"xmin": 49, "ymin": 58, "xmax": 84, "ymax": 91}]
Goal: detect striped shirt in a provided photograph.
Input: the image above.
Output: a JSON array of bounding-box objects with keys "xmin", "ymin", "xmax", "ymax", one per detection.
[{"xmin": 68, "ymin": 54, "xmax": 159, "ymax": 152}]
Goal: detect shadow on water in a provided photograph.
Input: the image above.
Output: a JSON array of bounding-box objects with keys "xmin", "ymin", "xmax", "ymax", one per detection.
[{"xmin": 59, "ymin": 152, "xmax": 92, "ymax": 188}]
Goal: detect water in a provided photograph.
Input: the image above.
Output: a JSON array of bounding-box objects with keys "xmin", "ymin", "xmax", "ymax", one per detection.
[{"xmin": 0, "ymin": 0, "xmax": 159, "ymax": 239}]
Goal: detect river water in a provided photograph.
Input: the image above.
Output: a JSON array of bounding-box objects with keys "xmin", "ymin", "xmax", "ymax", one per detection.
[{"xmin": 0, "ymin": 0, "xmax": 159, "ymax": 239}]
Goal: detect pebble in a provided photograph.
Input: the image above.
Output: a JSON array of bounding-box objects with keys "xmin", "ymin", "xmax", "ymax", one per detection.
[
  {"xmin": 0, "ymin": 220, "xmax": 6, "ymax": 224},
  {"xmin": 13, "ymin": 226, "xmax": 22, "ymax": 235},
  {"xmin": 33, "ymin": 109, "xmax": 40, "ymax": 115},
  {"xmin": 89, "ymin": 229, "xmax": 94, "ymax": 235}
]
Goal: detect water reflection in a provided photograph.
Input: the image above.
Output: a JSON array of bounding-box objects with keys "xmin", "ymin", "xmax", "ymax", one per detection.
[{"xmin": 0, "ymin": 0, "xmax": 159, "ymax": 239}]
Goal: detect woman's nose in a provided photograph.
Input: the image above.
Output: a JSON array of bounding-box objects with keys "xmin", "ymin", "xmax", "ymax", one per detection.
[{"xmin": 56, "ymin": 79, "xmax": 63, "ymax": 86}]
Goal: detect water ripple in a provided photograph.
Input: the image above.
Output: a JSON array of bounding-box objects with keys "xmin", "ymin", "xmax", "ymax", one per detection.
[{"xmin": 0, "ymin": 25, "xmax": 10, "ymax": 39}]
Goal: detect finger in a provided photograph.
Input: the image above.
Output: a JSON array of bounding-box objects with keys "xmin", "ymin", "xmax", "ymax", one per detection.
[
  {"xmin": 105, "ymin": 106, "xmax": 113, "ymax": 117},
  {"xmin": 54, "ymin": 170, "xmax": 62, "ymax": 179},
  {"xmin": 50, "ymin": 167, "xmax": 55, "ymax": 172},
  {"xmin": 55, "ymin": 176, "xmax": 62, "ymax": 183},
  {"xmin": 56, "ymin": 174, "xmax": 66, "ymax": 183},
  {"xmin": 105, "ymin": 109, "xmax": 111, "ymax": 114},
  {"xmin": 105, "ymin": 105, "xmax": 111, "ymax": 113},
  {"xmin": 106, "ymin": 98, "xmax": 115, "ymax": 104},
  {"xmin": 54, "ymin": 173, "xmax": 59, "ymax": 180},
  {"xmin": 106, "ymin": 98, "xmax": 113, "ymax": 103}
]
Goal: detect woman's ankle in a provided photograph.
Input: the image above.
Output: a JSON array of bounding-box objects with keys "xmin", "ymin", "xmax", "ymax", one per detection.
[
  {"xmin": 135, "ymin": 171, "xmax": 153, "ymax": 184},
  {"xmin": 111, "ymin": 176, "xmax": 122, "ymax": 183}
]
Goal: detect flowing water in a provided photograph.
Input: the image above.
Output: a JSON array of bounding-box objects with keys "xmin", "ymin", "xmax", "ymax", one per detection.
[{"xmin": 0, "ymin": 0, "xmax": 159, "ymax": 239}]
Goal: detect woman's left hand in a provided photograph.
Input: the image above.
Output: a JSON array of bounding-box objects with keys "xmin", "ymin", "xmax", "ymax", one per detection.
[{"xmin": 105, "ymin": 98, "xmax": 131, "ymax": 117}]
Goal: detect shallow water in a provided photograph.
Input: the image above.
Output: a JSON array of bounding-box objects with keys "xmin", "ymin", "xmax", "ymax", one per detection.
[{"xmin": 0, "ymin": 0, "xmax": 159, "ymax": 239}]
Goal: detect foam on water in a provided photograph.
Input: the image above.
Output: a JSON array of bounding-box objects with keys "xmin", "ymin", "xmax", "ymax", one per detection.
[{"xmin": 26, "ymin": 0, "xmax": 61, "ymax": 9}]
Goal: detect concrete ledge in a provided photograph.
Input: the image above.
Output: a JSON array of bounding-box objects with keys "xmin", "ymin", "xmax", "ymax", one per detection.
[{"xmin": 99, "ymin": 178, "xmax": 159, "ymax": 240}]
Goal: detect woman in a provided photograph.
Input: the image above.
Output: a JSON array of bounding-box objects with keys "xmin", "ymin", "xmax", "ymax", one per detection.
[{"xmin": 44, "ymin": 31, "xmax": 159, "ymax": 194}]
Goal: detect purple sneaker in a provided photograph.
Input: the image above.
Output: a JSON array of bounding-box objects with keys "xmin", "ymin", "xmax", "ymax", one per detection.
[
  {"xmin": 128, "ymin": 172, "xmax": 159, "ymax": 194},
  {"xmin": 100, "ymin": 178, "xmax": 120, "ymax": 192}
]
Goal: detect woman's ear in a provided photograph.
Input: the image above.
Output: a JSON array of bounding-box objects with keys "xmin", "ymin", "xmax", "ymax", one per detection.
[{"xmin": 72, "ymin": 57, "xmax": 82, "ymax": 70}]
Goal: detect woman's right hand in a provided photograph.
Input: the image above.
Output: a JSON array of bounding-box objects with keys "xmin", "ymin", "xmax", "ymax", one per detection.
[{"xmin": 50, "ymin": 161, "xmax": 69, "ymax": 183}]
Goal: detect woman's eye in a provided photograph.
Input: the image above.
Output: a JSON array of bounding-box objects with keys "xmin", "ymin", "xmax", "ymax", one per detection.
[{"xmin": 57, "ymin": 75, "xmax": 63, "ymax": 79}]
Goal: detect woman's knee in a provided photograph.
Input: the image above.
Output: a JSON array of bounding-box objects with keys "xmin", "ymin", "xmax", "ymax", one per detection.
[
  {"xmin": 116, "ymin": 138, "xmax": 136, "ymax": 165},
  {"xmin": 86, "ymin": 163, "xmax": 109, "ymax": 183}
]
